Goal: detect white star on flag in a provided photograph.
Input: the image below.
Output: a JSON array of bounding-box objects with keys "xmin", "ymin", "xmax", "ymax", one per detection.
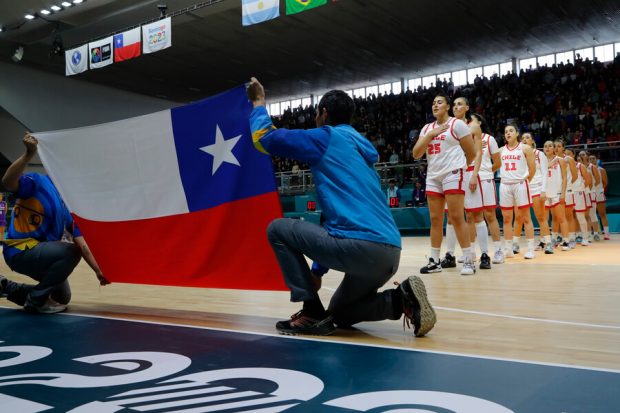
[{"xmin": 199, "ymin": 125, "xmax": 242, "ymax": 175}]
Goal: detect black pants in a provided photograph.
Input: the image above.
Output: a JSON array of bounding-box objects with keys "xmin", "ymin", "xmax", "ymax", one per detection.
[{"xmin": 4, "ymin": 241, "xmax": 82, "ymax": 306}]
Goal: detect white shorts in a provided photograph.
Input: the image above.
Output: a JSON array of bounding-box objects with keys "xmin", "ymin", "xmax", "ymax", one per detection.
[
  {"xmin": 464, "ymin": 169, "xmax": 497, "ymax": 212},
  {"xmin": 585, "ymin": 192, "xmax": 593, "ymax": 209},
  {"xmin": 500, "ymin": 180, "xmax": 532, "ymax": 210},
  {"xmin": 545, "ymin": 193, "xmax": 562, "ymax": 209},
  {"xmin": 530, "ymin": 182, "xmax": 542, "ymax": 198},
  {"xmin": 427, "ymin": 168, "xmax": 465, "ymax": 198},
  {"xmin": 564, "ymin": 191, "xmax": 575, "ymax": 207},
  {"xmin": 573, "ymin": 191, "xmax": 588, "ymax": 213},
  {"xmin": 596, "ymin": 191, "xmax": 606, "ymax": 203}
]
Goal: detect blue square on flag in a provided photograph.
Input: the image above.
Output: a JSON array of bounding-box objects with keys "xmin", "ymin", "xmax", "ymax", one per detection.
[
  {"xmin": 114, "ymin": 34, "xmax": 124, "ymax": 48},
  {"xmin": 170, "ymin": 86, "xmax": 277, "ymax": 213}
]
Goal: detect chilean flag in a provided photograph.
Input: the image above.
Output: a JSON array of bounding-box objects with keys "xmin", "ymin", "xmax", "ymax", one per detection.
[
  {"xmin": 35, "ymin": 86, "xmax": 286, "ymax": 290},
  {"xmin": 113, "ymin": 27, "xmax": 141, "ymax": 62}
]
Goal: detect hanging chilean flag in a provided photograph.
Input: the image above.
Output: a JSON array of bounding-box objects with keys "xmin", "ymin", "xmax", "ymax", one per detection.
[
  {"xmin": 114, "ymin": 27, "xmax": 142, "ymax": 62},
  {"xmin": 34, "ymin": 86, "xmax": 285, "ymax": 290}
]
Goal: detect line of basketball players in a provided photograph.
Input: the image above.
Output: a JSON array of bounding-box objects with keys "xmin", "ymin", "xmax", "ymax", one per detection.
[{"xmin": 413, "ymin": 95, "xmax": 610, "ymax": 276}]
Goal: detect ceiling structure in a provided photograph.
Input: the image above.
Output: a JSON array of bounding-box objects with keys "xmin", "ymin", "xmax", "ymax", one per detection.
[{"xmin": 0, "ymin": 0, "xmax": 619, "ymax": 103}]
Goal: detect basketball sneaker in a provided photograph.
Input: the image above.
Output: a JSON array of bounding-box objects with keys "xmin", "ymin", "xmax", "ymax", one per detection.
[
  {"xmin": 561, "ymin": 241, "xmax": 570, "ymax": 251},
  {"xmin": 581, "ymin": 239, "xmax": 590, "ymax": 247},
  {"xmin": 512, "ymin": 243, "xmax": 520, "ymax": 254},
  {"xmin": 479, "ymin": 253, "xmax": 491, "ymax": 270},
  {"xmin": 545, "ymin": 243, "xmax": 554, "ymax": 254},
  {"xmin": 275, "ymin": 310, "xmax": 335, "ymax": 336},
  {"xmin": 420, "ymin": 258, "xmax": 442, "ymax": 274},
  {"xmin": 461, "ymin": 258, "xmax": 476, "ymax": 275},
  {"xmin": 440, "ymin": 253, "xmax": 457, "ymax": 268},
  {"xmin": 593, "ymin": 234, "xmax": 601, "ymax": 242},
  {"xmin": 535, "ymin": 241, "xmax": 545, "ymax": 251},
  {"xmin": 492, "ymin": 249, "xmax": 505, "ymax": 264},
  {"xmin": 504, "ymin": 248, "xmax": 515, "ymax": 258},
  {"xmin": 575, "ymin": 235, "xmax": 583, "ymax": 243},
  {"xmin": 604, "ymin": 234, "xmax": 611, "ymax": 240},
  {"xmin": 399, "ymin": 275, "xmax": 436, "ymax": 337},
  {"xmin": 524, "ymin": 250, "xmax": 535, "ymax": 259},
  {"xmin": 24, "ymin": 296, "xmax": 67, "ymax": 314}
]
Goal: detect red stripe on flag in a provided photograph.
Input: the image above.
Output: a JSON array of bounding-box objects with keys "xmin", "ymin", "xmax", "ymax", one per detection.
[
  {"xmin": 74, "ymin": 191, "xmax": 287, "ymax": 290},
  {"xmin": 114, "ymin": 43, "xmax": 142, "ymax": 62}
]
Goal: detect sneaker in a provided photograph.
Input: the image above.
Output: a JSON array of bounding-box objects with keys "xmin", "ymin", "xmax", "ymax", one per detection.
[
  {"xmin": 512, "ymin": 243, "xmax": 520, "ymax": 254},
  {"xmin": 440, "ymin": 253, "xmax": 456, "ymax": 268},
  {"xmin": 461, "ymin": 258, "xmax": 476, "ymax": 275},
  {"xmin": 504, "ymin": 248, "xmax": 515, "ymax": 258},
  {"xmin": 556, "ymin": 235, "xmax": 563, "ymax": 244},
  {"xmin": 535, "ymin": 241, "xmax": 545, "ymax": 251},
  {"xmin": 524, "ymin": 250, "xmax": 535, "ymax": 259},
  {"xmin": 575, "ymin": 235, "xmax": 583, "ymax": 243},
  {"xmin": 275, "ymin": 310, "xmax": 335, "ymax": 336},
  {"xmin": 457, "ymin": 255, "xmax": 465, "ymax": 263},
  {"xmin": 545, "ymin": 243, "xmax": 554, "ymax": 254},
  {"xmin": 399, "ymin": 275, "xmax": 436, "ymax": 337},
  {"xmin": 569, "ymin": 240, "xmax": 576, "ymax": 249},
  {"xmin": 593, "ymin": 234, "xmax": 601, "ymax": 242},
  {"xmin": 479, "ymin": 253, "xmax": 491, "ymax": 269},
  {"xmin": 421, "ymin": 258, "xmax": 442, "ymax": 274},
  {"xmin": 24, "ymin": 296, "xmax": 67, "ymax": 314},
  {"xmin": 604, "ymin": 234, "xmax": 611, "ymax": 240},
  {"xmin": 581, "ymin": 240, "xmax": 590, "ymax": 247},
  {"xmin": 0, "ymin": 276, "xmax": 8, "ymax": 298},
  {"xmin": 492, "ymin": 249, "xmax": 505, "ymax": 264},
  {"xmin": 561, "ymin": 241, "xmax": 570, "ymax": 251}
]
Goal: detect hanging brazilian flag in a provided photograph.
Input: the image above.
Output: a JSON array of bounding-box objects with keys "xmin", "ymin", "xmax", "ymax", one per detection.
[{"xmin": 286, "ymin": 0, "xmax": 327, "ymax": 15}]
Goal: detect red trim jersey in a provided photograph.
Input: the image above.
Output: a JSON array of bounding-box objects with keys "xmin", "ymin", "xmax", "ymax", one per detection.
[
  {"xmin": 421, "ymin": 117, "xmax": 470, "ymax": 179},
  {"xmin": 500, "ymin": 143, "xmax": 529, "ymax": 183}
]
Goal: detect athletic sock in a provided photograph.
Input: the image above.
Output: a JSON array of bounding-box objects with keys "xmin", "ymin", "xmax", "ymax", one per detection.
[
  {"xmin": 430, "ymin": 247, "xmax": 441, "ymax": 262},
  {"xmin": 476, "ymin": 221, "xmax": 489, "ymax": 254},
  {"xmin": 494, "ymin": 240, "xmax": 502, "ymax": 252},
  {"xmin": 527, "ymin": 238, "xmax": 535, "ymax": 252},
  {"xmin": 445, "ymin": 224, "xmax": 456, "ymax": 255}
]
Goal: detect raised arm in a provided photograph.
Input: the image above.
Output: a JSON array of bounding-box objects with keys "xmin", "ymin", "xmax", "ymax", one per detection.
[{"xmin": 2, "ymin": 133, "xmax": 37, "ymax": 192}]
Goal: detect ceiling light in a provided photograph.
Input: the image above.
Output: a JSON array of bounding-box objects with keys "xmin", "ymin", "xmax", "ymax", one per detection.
[
  {"xmin": 51, "ymin": 5, "xmax": 62, "ymax": 11},
  {"xmin": 0, "ymin": 27, "xmax": 3, "ymax": 32},
  {"xmin": 73, "ymin": 0, "xmax": 84, "ymax": 4},
  {"xmin": 62, "ymin": 1, "xmax": 72, "ymax": 6},
  {"xmin": 25, "ymin": 14, "xmax": 36, "ymax": 20},
  {"xmin": 41, "ymin": 9, "xmax": 51, "ymax": 15}
]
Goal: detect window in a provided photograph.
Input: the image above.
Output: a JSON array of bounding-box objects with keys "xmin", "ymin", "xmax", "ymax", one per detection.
[
  {"xmin": 616, "ymin": 43, "xmax": 620, "ymax": 57},
  {"xmin": 467, "ymin": 66, "xmax": 483, "ymax": 83},
  {"xmin": 537, "ymin": 54, "xmax": 555, "ymax": 67},
  {"xmin": 575, "ymin": 47, "xmax": 593, "ymax": 61},
  {"xmin": 345, "ymin": 90, "xmax": 353, "ymax": 98},
  {"xmin": 422, "ymin": 75, "xmax": 436, "ymax": 89},
  {"xmin": 269, "ymin": 103, "xmax": 281, "ymax": 116},
  {"xmin": 519, "ymin": 57, "xmax": 536, "ymax": 71},
  {"xmin": 483, "ymin": 64, "xmax": 499, "ymax": 78},
  {"xmin": 291, "ymin": 99, "xmax": 302, "ymax": 109},
  {"xmin": 353, "ymin": 87, "xmax": 366, "ymax": 98},
  {"xmin": 391, "ymin": 81, "xmax": 402, "ymax": 94},
  {"xmin": 452, "ymin": 70, "xmax": 467, "ymax": 86},
  {"xmin": 555, "ymin": 51, "xmax": 574, "ymax": 65},
  {"xmin": 437, "ymin": 72, "xmax": 451, "ymax": 83},
  {"xmin": 302, "ymin": 97, "xmax": 311, "ymax": 108},
  {"xmin": 366, "ymin": 85, "xmax": 378, "ymax": 97},
  {"xmin": 408, "ymin": 78, "xmax": 421, "ymax": 91},
  {"xmin": 314, "ymin": 95, "xmax": 322, "ymax": 106},
  {"xmin": 499, "ymin": 62, "xmax": 512, "ymax": 76},
  {"xmin": 379, "ymin": 82, "xmax": 391, "ymax": 95},
  {"xmin": 280, "ymin": 100, "xmax": 291, "ymax": 112},
  {"xmin": 595, "ymin": 44, "xmax": 614, "ymax": 62}
]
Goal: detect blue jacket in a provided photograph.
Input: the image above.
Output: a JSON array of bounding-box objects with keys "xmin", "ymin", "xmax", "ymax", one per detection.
[{"xmin": 250, "ymin": 106, "xmax": 401, "ymax": 248}]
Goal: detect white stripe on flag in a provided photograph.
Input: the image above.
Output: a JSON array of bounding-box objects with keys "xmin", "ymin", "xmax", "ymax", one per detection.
[
  {"xmin": 242, "ymin": 0, "xmax": 279, "ymax": 17},
  {"xmin": 121, "ymin": 27, "xmax": 141, "ymax": 44},
  {"xmin": 35, "ymin": 110, "xmax": 190, "ymax": 222}
]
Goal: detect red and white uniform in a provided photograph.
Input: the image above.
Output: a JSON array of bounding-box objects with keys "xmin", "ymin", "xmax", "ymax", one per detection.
[
  {"xmin": 421, "ymin": 117, "xmax": 470, "ymax": 197},
  {"xmin": 596, "ymin": 166, "xmax": 606, "ymax": 203},
  {"xmin": 586, "ymin": 164, "xmax": 597, "ymax": 206},
  {"xmin": 545, "ymin": 156, "xmax": 563, "ymax": 209},
  {"xmin": 572, "ymin": 162, "xmax": 588, "ymax": 212},
  {"xmin": 464, "ymin": 133, "xmax": 500, "ymax": 211},
  {"xmin": 499, "ymin": 143, "xmax": 532, "ymax": 210},
  {"xmin": 529, "ymin": 149, "xmax": 548, "ymax": 197},
  {"xmin": 564, "ymin": 156, "xmax": 575, "ymax": 207}
]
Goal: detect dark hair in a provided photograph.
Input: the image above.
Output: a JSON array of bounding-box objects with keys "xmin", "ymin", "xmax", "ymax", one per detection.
[
  {"xmin": 318, "ymin": 90, "xmax": 355, "ymax": 126},
  {"xmin": 470, "ymin": 113, "xmax": 489, "ymax": 134},
  {"xmin": 455, "ymin": 96, "xmax": 470, "ymax": 106},
  {"xmin": 434, "ymin": 93, "xmax": 452, "ymax": 107}
]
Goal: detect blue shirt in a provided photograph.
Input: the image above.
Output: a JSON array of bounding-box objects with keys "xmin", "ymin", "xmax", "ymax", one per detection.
[
  {"xmin": 3, "ymin": 173, "xmax": 81, "ymax": 260},
  {"xmin": 250, "ymin": 106, "xmax": 401, "ymax": 248}
]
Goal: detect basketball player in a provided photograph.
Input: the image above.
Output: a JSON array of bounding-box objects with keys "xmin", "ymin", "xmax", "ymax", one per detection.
[
  {"xmin": 555, "ymin": 140, "xmax": 578, "ymax": 248},
  {"xmin": 592, "ymin": 155, "xmax": 610, "ymax": 239},
  {"xmin": 565, "ymin": 148, "xmax": 591, "ymax": 246},
  {"xmin": 499, "ymin": 123, "xmax": 536, "ymax": 259},
  {"xmin": 412, "ymin": 94, "xmax": 476, "ymax": 275},
  {"xmin": 517, "ymin": 133, "xmax": 551, "ymax": 253},
  {"xmin": 580, "ymin": 151, "xmax": 601, "ymax": 241},
  {"xmin": 543, "ymin": 141, "xmax": 570, "ymax": 251}
]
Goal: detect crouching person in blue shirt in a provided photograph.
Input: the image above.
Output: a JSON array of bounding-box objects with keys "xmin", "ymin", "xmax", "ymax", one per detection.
[{"xmin": 247, "ymin": 78, "xmax": 436, "ymax": 337}]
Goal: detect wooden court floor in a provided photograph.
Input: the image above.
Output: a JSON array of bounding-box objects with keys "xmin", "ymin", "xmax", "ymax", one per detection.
[{"xmin": 1, "ymin": 236, "xmax": 619, "ymax": 371}]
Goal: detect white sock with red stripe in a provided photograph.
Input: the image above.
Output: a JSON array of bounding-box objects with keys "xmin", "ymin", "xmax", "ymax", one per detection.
[
  {"xmin": 475, "ymin": 221, "xmax": 489, "ymax": 254},
  {"xmin": 445, "ymin": 224, "xmax": 456, "ymax": 255}
]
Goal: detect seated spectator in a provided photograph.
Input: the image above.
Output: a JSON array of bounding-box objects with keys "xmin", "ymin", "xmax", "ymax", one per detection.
[
  {"xmin": 386, "ymin": 179, "xmax": 401, "ymax": 208},
  {"xmin": 411, "ymin": 180, "xmax": 427, "ymax": 207}
]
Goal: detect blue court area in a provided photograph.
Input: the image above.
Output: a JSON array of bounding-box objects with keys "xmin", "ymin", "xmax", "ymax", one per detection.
[{"xmin": 0, "ymin": 307, "xmax": 618, "ymax": 412}]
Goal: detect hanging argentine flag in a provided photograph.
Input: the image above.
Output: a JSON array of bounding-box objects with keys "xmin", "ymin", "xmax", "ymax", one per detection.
[{"xmin": 242, "ymin": 0, "xmax": 280, "ymax": 26}]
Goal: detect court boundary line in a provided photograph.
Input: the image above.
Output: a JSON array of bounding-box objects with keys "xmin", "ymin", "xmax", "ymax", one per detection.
[{"xmin": 1, "ymin": 305, "xmax": 618, "ymax": 374}]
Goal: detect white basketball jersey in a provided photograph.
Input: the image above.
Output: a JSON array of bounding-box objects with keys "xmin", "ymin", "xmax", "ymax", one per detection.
[
  {"xmin": 546, "ymin": 156, "xmax": 562, "ymax": 196},
  {"xmin": 531, "ymin": 149, "xmax": 544, "ymax": 186},
  {"xmin": 572, "ymin": 162, "xmax": 586, "ymax": 192},
  {"xmin": 500, "ymin": 143, "xmax": 528, "ymax": 183},
  {"xmin": 597, "ymin": 167, "xmax": 605, "ymax": 193},
  {"xmin": 479, "ymin": 133, "xmax": 499, "ymax": 180},
  {"xmin": 421, "ymin": 117, "xmax": 469, "ymax": 179},
  {"xmin": 564, "ymin": 156, "xmax": 573, "ymax": 191},
  {"xmin": 586, "ymin": 164, "xmax": 595, "ymax": 192}
]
